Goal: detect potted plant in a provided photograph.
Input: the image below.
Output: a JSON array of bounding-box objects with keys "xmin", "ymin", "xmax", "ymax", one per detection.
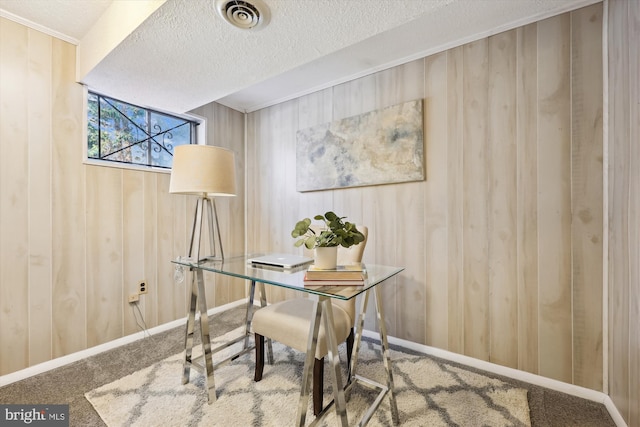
[{"xmin": 291, "ymin": 211, "xmax": 365, "ymax": 269}]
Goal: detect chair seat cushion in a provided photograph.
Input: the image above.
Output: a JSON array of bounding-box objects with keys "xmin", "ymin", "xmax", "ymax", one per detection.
[{"xmin": 252, "ymin": 298, "xmax": 352, "ymax": 359}]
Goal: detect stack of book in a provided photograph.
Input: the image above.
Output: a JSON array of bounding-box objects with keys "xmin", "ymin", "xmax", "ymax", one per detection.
[{"xmin": 303, "ymin": 263, "xmax": 366, "ymax": 286}]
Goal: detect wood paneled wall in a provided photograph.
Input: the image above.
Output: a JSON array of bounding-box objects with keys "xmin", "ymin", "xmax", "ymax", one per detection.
[
  {"xmin": 246, "ymin": 4, "xmax": 604, "ymax": 390},
  {"xmin": 608, "ymin": 0, "xmax": 640, "ymax": 425},
  {"xmin": 5, "ymin": 4, "xmax": 633, "ymax": 414},
  {"xmin": 0, "ymin": 18, "xmax": 245, "ymax": 375}
]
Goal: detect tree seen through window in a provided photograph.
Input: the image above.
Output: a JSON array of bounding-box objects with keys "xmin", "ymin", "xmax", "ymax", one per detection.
[{"xmin": 87, "ymin": 92, "xmax": 195, "ymax": 168}]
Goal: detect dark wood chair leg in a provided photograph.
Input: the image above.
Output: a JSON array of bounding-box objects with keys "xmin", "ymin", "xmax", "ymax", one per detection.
[
  {"xmin": 254, "ymin": 333, "xmax": 264, "ymax": 382},
  {"xmin": 346, "ymin": 328, "xmax": 354, "ymax": 367},
  {"xmin": 256, "ymin": 330, "xmax": 354, "ymax": 416},
  {"xmin": 313, "ymin": 357, "xmax": 324, "ymax": 416},
  {"xmin": 312, "ymin": 330, "xmax": 354, "ymax": 416}
]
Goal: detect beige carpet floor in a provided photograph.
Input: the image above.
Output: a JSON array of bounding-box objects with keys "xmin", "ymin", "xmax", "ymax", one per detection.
[{"xmin": 0, "ymin": 304, "xmax": 617, "ymax": 426}]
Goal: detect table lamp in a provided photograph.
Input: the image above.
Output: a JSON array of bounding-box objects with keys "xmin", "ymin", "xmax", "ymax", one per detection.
[{"xmin": 169, "ymin": 144, "xmax": 236, "ymax": 261}]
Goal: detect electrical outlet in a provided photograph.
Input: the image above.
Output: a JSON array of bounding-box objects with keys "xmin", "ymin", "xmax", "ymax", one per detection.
[
  {"xmin": 138, "ymin": 280, "xmax": 148, "ymax": 294},
  {"xmin": 128, "ymin": 293, "xmax": 139, "ymax": 303}
]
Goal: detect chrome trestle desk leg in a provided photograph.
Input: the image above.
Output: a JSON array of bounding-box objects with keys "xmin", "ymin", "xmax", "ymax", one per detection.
[
  {"xmin": 374, "ymin": 286, "xmax": 399, "ymax": 424},
  {"xmin": 296, "ymin": 298, "xmax": 321, "ymax": 427},
  {"xmin": 322, "ymin": 298, "xmax": 349, "ymax": 427},
  {"xmin": 197, "ymin": 269, "xmax": 216, "ymax": 403},
  {"xmin": 348, "ymin": 290, "xmax": 370, "ymax": 389},
  {"xmin": 182, "ymin": 269, "xmax": 199, "ymax": 386},
  {"xmin": 348, "ymin": 288, "xmax": 399, "ymax": 426},
  {"xmin": 244, "ymin": 281, "xmax": 273, "ymax": 363},
  {"xmin": 243, "ymin": 281, "xmax": 257, "ymax": 350},
  {"xmin": 296, "ymin": 297, "xmax": 349, "ymax": 427},
  {"xmin": 182, "ymin": 269, "xmax": 216, "ymax": 404}
]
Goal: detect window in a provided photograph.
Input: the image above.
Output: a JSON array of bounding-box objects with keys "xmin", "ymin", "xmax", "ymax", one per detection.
[{"xmin": 87, "ymin": 92, "xmax": 197, "ymax": 169}]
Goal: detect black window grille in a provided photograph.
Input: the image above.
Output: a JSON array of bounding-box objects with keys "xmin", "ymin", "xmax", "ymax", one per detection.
[{"xmin": 87, "ymin": 92, "xmax": 196, "ymax": 169}]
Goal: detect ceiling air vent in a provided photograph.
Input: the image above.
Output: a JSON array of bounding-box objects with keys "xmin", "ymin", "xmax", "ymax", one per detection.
[{"xmin": 215, "ymin": 0, "xmax": 270, "ymax": 30}]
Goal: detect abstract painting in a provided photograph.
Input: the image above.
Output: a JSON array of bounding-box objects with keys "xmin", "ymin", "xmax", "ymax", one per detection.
[{"xmin": 296, "ymin": 99, "xmax": 424, "ymax": 192}]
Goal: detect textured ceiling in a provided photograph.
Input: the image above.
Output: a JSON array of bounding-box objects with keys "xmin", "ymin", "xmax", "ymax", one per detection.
[
  {"xmin": 0, "ymin": 0, "xmax": 111, "ymax": 42},
  {"xmin": 0, "ymin": 0, "xmax": 599, "ymax": 113}
]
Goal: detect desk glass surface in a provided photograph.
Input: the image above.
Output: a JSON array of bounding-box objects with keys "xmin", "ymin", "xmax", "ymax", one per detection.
[{"xmin": 173, "ymin": 254, "xmax": 404, "ymax": 300}]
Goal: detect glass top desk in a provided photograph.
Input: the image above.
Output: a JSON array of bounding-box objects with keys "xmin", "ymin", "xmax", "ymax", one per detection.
[{"xmin": 173, "ymin": 254, "xmax": 404, "ymax": 427}]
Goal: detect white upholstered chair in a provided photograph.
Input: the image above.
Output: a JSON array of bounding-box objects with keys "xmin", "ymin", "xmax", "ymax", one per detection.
[{"xmin": 252, "ymin": 225, "xmax": 368, "ymax": 416}]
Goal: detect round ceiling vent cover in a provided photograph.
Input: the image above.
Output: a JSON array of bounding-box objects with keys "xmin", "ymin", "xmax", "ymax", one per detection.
[{"xmin": 215, "ymin": 0, "xmax": 271, "ymax": 30}]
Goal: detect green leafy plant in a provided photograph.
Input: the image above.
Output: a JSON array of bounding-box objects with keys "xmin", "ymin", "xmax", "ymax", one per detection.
[{"xmin": 291, "ymin": 211, "xmax": 365, "ymax": 249}]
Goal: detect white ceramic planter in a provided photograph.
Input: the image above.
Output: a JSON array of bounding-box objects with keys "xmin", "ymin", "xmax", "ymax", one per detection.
[{"xmin": 314, "ymin": 246, "xmax": 338, "ymax": 269}]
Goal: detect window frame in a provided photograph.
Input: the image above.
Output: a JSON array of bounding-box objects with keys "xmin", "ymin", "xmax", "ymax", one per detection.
[{"xmin": 82, "ymin": 87, "xmax": 206, "ymax": 173}]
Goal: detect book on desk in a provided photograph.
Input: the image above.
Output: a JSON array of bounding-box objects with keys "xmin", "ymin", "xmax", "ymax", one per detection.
[{"xmin": 303, "ymin": 263, "xmax": 366, "ymax": 286}]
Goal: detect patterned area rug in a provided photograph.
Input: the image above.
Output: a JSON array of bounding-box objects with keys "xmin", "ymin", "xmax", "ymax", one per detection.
[{"xmin": 85, "ymin": 328, "xmax": 530, "ymax": 426}]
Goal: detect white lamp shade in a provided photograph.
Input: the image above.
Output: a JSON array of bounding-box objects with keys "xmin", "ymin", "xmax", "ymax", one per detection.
[{"xmin": 169, "ymin": 145, "xmax": 237, "ymax": 196}]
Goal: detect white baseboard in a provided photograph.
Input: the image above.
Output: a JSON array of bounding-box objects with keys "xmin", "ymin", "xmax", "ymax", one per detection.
[
  {"xmin": 0, "ymin": 299, "xmax": 246, "ymax": 388},
  {"xmin": 362, "ymin": 330, "xmax": 628, "ymax": 427}
]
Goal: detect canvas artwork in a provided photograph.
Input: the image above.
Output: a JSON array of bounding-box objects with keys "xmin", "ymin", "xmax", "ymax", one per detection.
[{"xmin": 296, "ymin": 99, "xmax": 424, "ymax": 192}]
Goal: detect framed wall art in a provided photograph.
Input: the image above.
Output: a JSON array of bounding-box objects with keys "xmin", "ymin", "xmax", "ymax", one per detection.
[{"xmin": 296, "ymin": 99, "xmax": 424, "ymax": 192}]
